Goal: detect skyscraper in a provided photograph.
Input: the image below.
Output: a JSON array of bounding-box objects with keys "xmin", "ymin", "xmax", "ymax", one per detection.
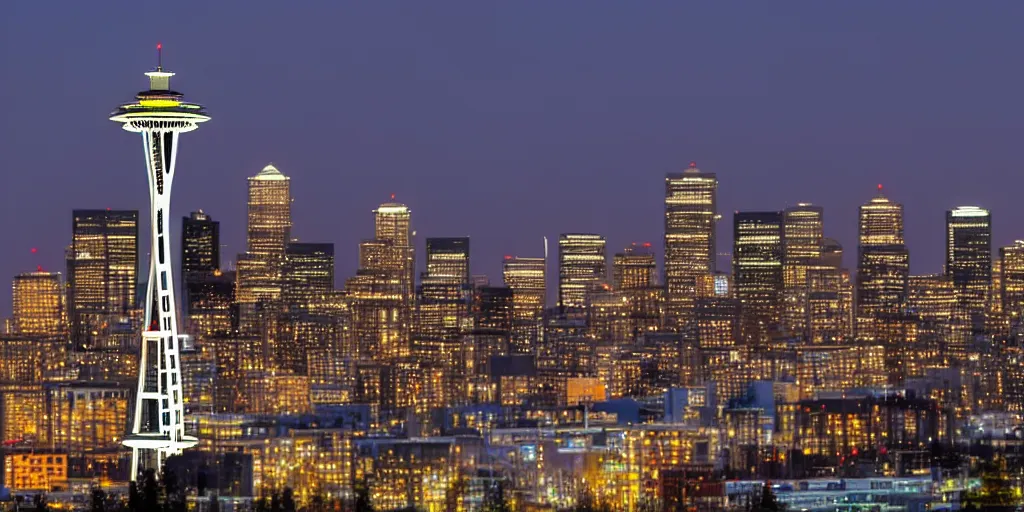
[
  {"xmin": 237, "ymin": 164, "xmax": 292, "ymax": 329},
  {"xmin": 1001, "ymin": 241, "xmax": 1024, "ymax": 321},
  {"xmin": 247, "ymin": 164, "xmax": 292, "ymax": 258},
  {"xmin": 109, "ymin": 54, "xmax": 209, "ymax": 477},
  {"xmin": 424, "ymin": 238, "xmax": 471, "ymax": 286},
  {"xmin": 67, "ymin": 209, "xmax": 138, "ymax": 349},
  {"xmin": 782, "ymin": 203, "xmax": 824, "ymax": 340},
  {"xmin": 282, "ymin": 242, "xmax": 335, "ymax": 312},
  {"xmin": 664, "ymin": 162, "xmax": 717, "ymax": 329},
  {"xmin": 856, "ymin": 187, "xmax": 909, "ymax": 343},
  {"xmin": 613, "ymin": 244, "xmax": 657, "ymax": 291},
  {"xmin": 558, "ymin": 234, "xmax": 607, "ymax": 309},
  {"xmin": 946, "ymin": 206, "xmax": 992, "ymax": 331},
  {"xmin": 733, "ymin": 211, "xmax": 784, "ymax": 345},
  {"xmin": 181, "ymin": 211, "xmax": 219, "ymax": 281},
  {"xmin": 181, "ymin": 211, "xmax": 219, "ymax": 320},
  {"xmin": 12, "ymin": 271, "xmax": 64, "ymax": 340},
  {"xmin": 502, "ymin": 256, "xmax": 546, "ymax": 353}
]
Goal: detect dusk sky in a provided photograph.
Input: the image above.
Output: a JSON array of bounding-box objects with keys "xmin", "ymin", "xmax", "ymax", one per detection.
[{"xmin": 2, "ymin": 2, "xmax": 1024, "ymax": 316}]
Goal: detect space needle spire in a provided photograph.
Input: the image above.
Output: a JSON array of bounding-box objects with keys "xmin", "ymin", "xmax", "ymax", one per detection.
[{"xmin": 110, "ymin": 45, "xmax": 209, "ymax": 479}]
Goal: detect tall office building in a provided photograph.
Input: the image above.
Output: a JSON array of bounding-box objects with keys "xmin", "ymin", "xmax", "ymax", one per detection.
[
  {"xmin": 946, "ymin": 206, "xmax": 992, "ymax": 331},
  {"xmin": 733, "ymin": 212, "xmax": 784, "ymax": 345},
  {"xmin": 503, "ymin": 256, "xmax": 546, "ymax": 353},
  {"xmin": 415, "ymin": 238, "xmax": 473, "ymax": 405},
  {"xmin": 67, "ymin": 209, "xmax": 138, "ymax": 349},
  {"xmin": 856, "ymin": 188, "xmax": 909, "ymax": 343},
  {"xmin": 237, "ymin": 165, "xmax": 292, "ymax": 330},
  {"xmin": 247, "ymin": 164, "xmax": 292, "ymax": 258},
  {"xmin": 424, "ymin": 238, "xmax": 470, "ymax": 285},
  {"xmin": 782, "ymin": 203, "xmax": 824, "ymax": 340},
  {"xmin": 12, "ymin": 271, "xmax": 64, "ymax": 340},
  {"xmin": 346, "ymin": 201, "xmax": 415, "ymax": 366},
  {"xmin": 1001, "ymin": 241, "xmax": 1024, "ymax": 321},
  {"xmin": 239, "ymin": 164, "xmax": 291, "ymax": 302},
  {"xmin": 558, "ymin": 234, "xmax": 607, "ymax": 309},
  {"xmin": 374, "ymin": 201, "xmax": 415, "ymax": 302},
  {"xmin": 181, "ymin": 211, "xmax": 219, "ymax": 321},
  {"xmin": 282, "ymin": 243, "xmax": 335, "ymax": 312},
  {"xmin": 613, "ymin": 244, "xmax": 657, "ymax": 291},
  {"xmin": 417, "ymin": 238, "xmax": 472, "ymax": 343},
  {"xmin": 182, "ymin": 211, "xmax": 219, "ymax": 279},
  {"xmin": 664, "ymin": 162, "xmax": 717, "ymax": 329}
]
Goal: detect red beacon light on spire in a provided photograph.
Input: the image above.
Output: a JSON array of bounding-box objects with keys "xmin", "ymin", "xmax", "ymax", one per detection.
[
  {"xmin": 877, "ymin": 183, "xmax": 883, "ymax": 192},
  {"xmin": 642, "ymin": 242, "xmax": 652, "ymax": 248},
  {"xmin": 30, "ymin": 247, "xmax": 37, "ymax": 254}
]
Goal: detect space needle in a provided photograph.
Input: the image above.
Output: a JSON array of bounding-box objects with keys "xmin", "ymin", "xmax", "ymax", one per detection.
[{"xmin": 110, "ymin": 44, "xmax": 209, "ymax": 479}]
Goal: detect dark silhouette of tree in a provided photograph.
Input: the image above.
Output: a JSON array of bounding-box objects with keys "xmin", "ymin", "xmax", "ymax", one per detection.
[
  {"xmin": 309, "ymin": 493, "xmax": 325, "ymax": 512},
  {"xmin": 571, "ymin": 488, "xmax": 613, "ymax": 512},
  {"xmin": 34, "ymin": 493, "xmax": 49, "ymax": 512},
  {"xmin": 92, "ymin": 489, "xmax": 107, "ymax": 512},
  {"xmin": 141, "ymin": 469, "xmax": 160, "ymax": 512},
  {"xmin": 128, "ymin": 481, "xmax": 141, "ymax": 512},
  {"xmin": 749, "ymin": 482, "xmax": 786, "ymax": 512},
  {"xmin": 197, "ymin": 466, "xmax": 209, "ymax": 498},
  {"xmin": 354, "ymin": 479, "xmax": 374, "ymax": 512},
  {"xmin": 209, "ymin": 493, "xmax": 221, "ymax": 512},
  {"xmin": 163, "ymin": 468, "xmax": 186, "ymax": 512},
  {"xmin": 481, "ymin": 479, "xmax": 512, "ymax": 512},
  {"xmin": 271, "ymin": 491, "xmax": 282, "ymax": 512},
  {"xmin": 282, "ymin": 488, "xmax": 296, "ymax": 512}
]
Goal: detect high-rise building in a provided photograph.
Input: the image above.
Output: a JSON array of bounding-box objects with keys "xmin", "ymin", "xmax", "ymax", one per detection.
[
  {"xmin": 664, "ymin": 162, "xmax": 717, "ymax": 330},
  {"xmin": 558, "ymin": 234, "xmax": 607, "ymax": 309},
  {"xmin": 282, "ymin": 243, "xmax": 335, "ymax": 312},
  {"xmin": 946, "ymin": 206, "xmax": 992, "ymax": 331},
  {"xmin": 613, "ymin": 244, "xmax": 657, "ymax": 291},
  {"xmin": 782, "ymin": 203, "xmax": 824, "ymax": 340},
  {"xmin": 247, "ymin": 164, "xmax": 292, "ymax": 259},
  {"xmin": 67, "ymin": 209, "xmax": 138, "ymax": 349},
  {"xmin": 181, "ymin": 211, "xmax": 219, "ymax": 322},
  {"xmin": 374, "ymin": 201, "xmax": 415, "ymax": 304},
  {"xmin": 502, "ymin": 256, "xmax": 546, "ymax": 353},
  {"xmin": 856, "ymin": 188, "xmax": 909, "ymax": 343},
  {"xmin": 424, "ymin": 238, "xmax": 470, "ymax": 286},
  {"xmin": 181, "ymin": 211, "xmax": 219, "ymax": 280},
  {"xmin": 859, "ymin": 186, "xmax": 904, "ymax": 246},
  {"xmin": 237, "ymin": 164, "xmax": 292, "ymax": 316},
  {"xmin": 12, "ymin": 271, "xmax": 64, "ymax": 340},
  {"xmin": 733, "ymin": 211, "xmax": 784, "ymax": 345},
  {"xmin": 1001, "ymin": 241, "xmax": 1024, "ymax": 320},
  {"xmin": 109, "ymin": 57, "xmax": 208, "ymax": 476}
]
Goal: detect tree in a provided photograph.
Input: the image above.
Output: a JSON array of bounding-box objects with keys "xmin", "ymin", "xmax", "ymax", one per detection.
[
  {"xmin": 163, "ymin": 468, "xmax": 186, "ymax": 512},
  {"xmin": 571, "ymin": 488, "xmax": 613, "ymax": 512},
  {"xmin": 34, "ymin": 494, "xmax": 49, "ymax": 512},
  {"xmin": 749, "ymin": 482, "xmax": 786, "ymax": 512},
  {"xmin": 141, "ymin": 469, "xmax": 161, "ymax": 512},
  {"xmin": 481, "ymin": 480, "xmax": 512, "ymax": 512},
  {"xmin": 92, "ymin": 489, "xmax": 108, "ymax": 512},
  {"xmin": 128, "ymin": 481, "xmax": 141, "ymax": 512},
  {"xmin": 282, "ymin": 488, "xmax": 296, "ymax": 512},
  {"xmin": 354, "ymin": 479, "xmax": 374, "ymax": 512}
]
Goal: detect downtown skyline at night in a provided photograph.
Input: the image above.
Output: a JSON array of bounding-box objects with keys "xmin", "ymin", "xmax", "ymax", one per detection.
[
  {"xmin": 3, "ymin": 3, "xmax": 1024, "ymax": 317},
  {"xmin": 5, "ymin": 3, "xmax": 1024, "ymax": 511}
]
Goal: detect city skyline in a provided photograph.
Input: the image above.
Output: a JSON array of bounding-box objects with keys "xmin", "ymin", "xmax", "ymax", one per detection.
[
  {"xmin": 6, "ymin": 4, "xmax": 1024, "ymax": 509},
  {"xmin": 4, "ymin": 4, "xmax": 1024, "ymax": 319}
]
